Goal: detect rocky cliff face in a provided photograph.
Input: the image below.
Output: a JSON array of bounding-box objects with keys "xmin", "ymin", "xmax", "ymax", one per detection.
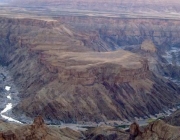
[
  {"xmin": 57, "ymin": 16, "xmax": 180, "ymax": 80},
  {"xmin": 0, "ymin": 16, "xmax": 180, "ymax": 123},
  {"xmin": 58, "ymin": 16, "xmax": 180, "ymax": 50}
]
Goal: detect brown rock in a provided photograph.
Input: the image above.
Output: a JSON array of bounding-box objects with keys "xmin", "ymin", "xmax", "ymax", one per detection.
[
  {"xmin": 0, "ymin": 132, "xmax": 4, "ymax": 140},
  {"xmin": 0, "ymin": 117, "xmax": 82, "ymax": 140},
  {"xmin": 129, "ymin": 122, "xmax": 142, "ymax": 140},
  {"xmin": 136, "ymin": 120, "xmax": 180, "ymax": 140},
  {"xmin": 2, "ymin": 130, "xmax": 16, "ymax": 140},
  {"xmin": 33, "ymin": 116, "xmax": 45, "ymax": 127}
]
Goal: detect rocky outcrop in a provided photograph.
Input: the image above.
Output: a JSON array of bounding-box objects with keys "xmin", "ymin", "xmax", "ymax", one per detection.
[
  {"xmin": 1, "ymin": 117, "xmax": 180, "ymax": 140},
  {"xmin": 0, "ymin": 117, "xmax": 83, "ymax": 140},
  {"xmin": 85, "ymin": 120, "xmax": 180, "ymax": 140},
  {"xmin": 129, "ymin": 122, "xmax": 142, "ymax": 140},
  {"xmin": 135, "ymin": 120, "xmax": 180, "ymax": 140},
  {"xmin": 33, "ymin": 116, "xmax": 45, "ymax": 127}
]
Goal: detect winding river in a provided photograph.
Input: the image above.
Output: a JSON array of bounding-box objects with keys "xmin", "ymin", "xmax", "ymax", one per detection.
[
  {"xmin": 0, "ymin": 65, "xmax": 179, "ymax": 130},
  {"xmin": 0, "ymin": 86, "xmax": 22, "ymax": 124}
]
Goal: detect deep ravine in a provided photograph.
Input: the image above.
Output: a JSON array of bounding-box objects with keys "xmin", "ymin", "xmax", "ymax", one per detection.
[{"xmin": 0, "ymin": 65, "xmax": 22, "ymax": 124}]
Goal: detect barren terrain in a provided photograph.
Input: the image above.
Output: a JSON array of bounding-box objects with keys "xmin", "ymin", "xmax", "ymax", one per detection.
[{"xmin": 0, "ymin": 1, "xmax": 180, "ymax": 125}]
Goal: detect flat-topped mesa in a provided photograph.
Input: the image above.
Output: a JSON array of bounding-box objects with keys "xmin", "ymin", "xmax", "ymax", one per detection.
[
  {"xmin": 58, "ymin": 61, "xmax": 149, "ymax": 85},
  {"xmin": 0, "ymin": 17, "xmax": 60, "ymax": 47},
  {"xmin": 39, "ymin": 50, "xmax": 150, "ymax": 85}
]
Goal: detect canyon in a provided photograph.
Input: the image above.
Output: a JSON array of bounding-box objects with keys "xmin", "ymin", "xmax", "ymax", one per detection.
[
  {"xmin": 0, "ymin": 1, "xmax": 180, "ymax": 139},
  {"xmin": 0, "ymin": 7, "xmax": 180, "ymax": 124}
]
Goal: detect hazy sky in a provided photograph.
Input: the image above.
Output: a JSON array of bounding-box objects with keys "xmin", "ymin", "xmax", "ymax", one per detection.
[
  {"xmin": 1, "ymin": 0, "xmax": 179, "ymax": 3},
  {"xmin": 0, "ymin": 0, "xmax": 180, "ymax": 11}
]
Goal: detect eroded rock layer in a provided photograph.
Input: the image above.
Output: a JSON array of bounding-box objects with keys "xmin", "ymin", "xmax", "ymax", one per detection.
[
  {"xmin": 57, "ymin": 16, "xmax": 180, "ymax": 81},
  {"xmin": 0, "ymin": 16, "xmax": 180, "ymax": 123}
]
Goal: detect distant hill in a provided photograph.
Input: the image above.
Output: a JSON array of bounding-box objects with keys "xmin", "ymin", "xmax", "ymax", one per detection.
[
  {"xmin": 10, "ymin": 0, "xmax": 180, "ymax": 5},
  {"xmin": 9, "ymin": 0, "xmax": 180, "ymax": 12}
]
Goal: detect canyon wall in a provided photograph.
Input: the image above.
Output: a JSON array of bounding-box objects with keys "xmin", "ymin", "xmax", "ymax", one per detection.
[
  {"xmin": 58, "ymin": 16, "xmax": 180, "ymax": 78},
  {"xmin": 58, "ymin": 16, "xmax": 180, "ymax": 48}
]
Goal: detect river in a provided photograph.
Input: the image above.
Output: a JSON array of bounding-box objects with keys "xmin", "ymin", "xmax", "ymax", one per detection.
[
  {"xmin": 0, "ymin": 65, "xmax": 179, "ymax": 130},
  {"xmin": 0, "ymin": 66, "xmax": 22, "ymax": 124}
]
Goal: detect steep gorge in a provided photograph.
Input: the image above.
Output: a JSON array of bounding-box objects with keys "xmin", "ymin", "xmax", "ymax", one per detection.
[{"xmin": 0, "ymin": 16, "xmax": 180, "ymax": 123}]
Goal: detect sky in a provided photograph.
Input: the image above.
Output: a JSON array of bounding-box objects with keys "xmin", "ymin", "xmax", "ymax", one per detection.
[{"xmin": 1, "ymin": 0, "xmax": 179, "ymax": 3}]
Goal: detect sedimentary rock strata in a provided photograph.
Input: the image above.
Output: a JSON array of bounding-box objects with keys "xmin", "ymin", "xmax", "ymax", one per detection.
[{"xmin": 0, "ymin": 16, "xmax": 180, "ymax": 123}]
